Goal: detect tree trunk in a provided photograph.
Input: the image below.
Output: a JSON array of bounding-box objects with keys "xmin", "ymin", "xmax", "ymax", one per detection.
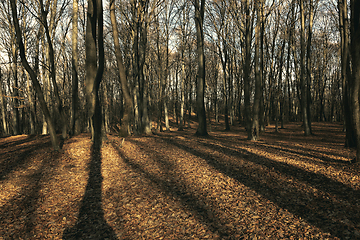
[
  {"xmin": 70, "ymin": 0, "xmax": 80, "ymax": 136},
  {"xmin": 300, "ymin": 0, "xmax": 311, "ymax": 136},
  {"xmin": 85, "ymin": 0, "xmax": 105, "ymax": 147},
  {"xmin": 110, "ymin": 0, "xmax": 133, "ymax": 137},
  {"xmin": 178, "ymin": 61, "xmax": 186, "ymax": 131},
  {"xmin": 0, "ymin": 68, "xmax": 8, "ymax": 135},
  {"xmin": 350, "ymin": 0, "xmax": 360, "ymax": 162},
  {"xmin": 40, "ymin": 0, "xmax": 67, "ymax": 139},
  {"xmin": 194, "ymin": 0, "xmax": 207, "ymax": 136},
  {"xmin": 252, "ymin": 0, "xmax": 263, "ymax": 140},
  {"xmin": 339, "ymin": 0, "xmax": 356, "ymax": 147},
  {"xmin": 10, "ymin": 25, "xmax": 20, "ymax": 135},
  {"xmin": 10, "ymin": 0, "xmax": 60, "ymax": 150},
  {"xmin": 306, "ymin": 0, "xmax": 315, "ymax": 134},
  {"xmin": 243, "ymin": 0, "xmax": 252, "ymax": 139}
]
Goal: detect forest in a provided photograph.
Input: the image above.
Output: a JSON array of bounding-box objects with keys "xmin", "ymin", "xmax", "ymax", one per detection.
[
  {"xmin": 0, "ymin": 0, "xmax": 358, "ymax": 147},
  {"xmin": 0, "ymin": 0, "xmax": 360, "ymax": 239}
]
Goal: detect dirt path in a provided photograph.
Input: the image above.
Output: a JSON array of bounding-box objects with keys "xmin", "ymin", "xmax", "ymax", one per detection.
[{"xmin": 0, "ymin": 122, "xmax": 359, "ymax": 239}]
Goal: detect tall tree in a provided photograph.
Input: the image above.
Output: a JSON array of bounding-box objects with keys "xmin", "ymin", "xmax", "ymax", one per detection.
[
  {"xmin": 70, "ymin": 0, "xmax": 80, "ymax": 136},
  {"xmin": 0, "ymin": 67, "xmax": 8, "ymax": 135},
  {"xmin": 85, "ymin": 0, "xmax": 105, "ymax": 146},
  {"xmin": 194, "ymin": 0, "xmax": 207, "ymax": 136},
  {"xmin": 39, "ymin": 0, "xmax": 67, "ymax": 139},
  {"xmin": 252, "ymin": 0, "xmax": 263, "ymax": 140},
  {"xmin": 339, "ymin": 0, "xmax": 356, "ymax": 147},
  {"xmin": 132, "ymin": 0, "xmax": 152, "ymax": 135},
  {"xmin": 243, "ymin": 0, "xmax": 252, "ymax": 139},
  {"xmin": 10, "ymin": 0, "xmax": 60, "ymax": 150},
  {"xmin": 9, "ymin": 16, "xmax": 20, "ymax": 135},
  {"xmin": 300, "ymin": 0, "xmax": 311, "ymax": 136},
  {"xmin": 350, "ymin": 0, "xmax": 360, "ymax": 163},
  {"xmin": 110, "ymin": 0, "xmax": 134, "ymax": 137}
]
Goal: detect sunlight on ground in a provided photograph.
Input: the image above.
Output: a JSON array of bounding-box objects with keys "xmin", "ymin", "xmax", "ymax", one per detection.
[{"xmin": 0, "ymin": 123, "xmax": 359, "ymax": 239}]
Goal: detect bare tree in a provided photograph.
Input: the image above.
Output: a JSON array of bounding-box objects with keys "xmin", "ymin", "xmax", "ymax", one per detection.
[
  {"xmin": 195, "ymin": 0, "xmax": 207, "ymax": 136},
  {"xmin": 10, "ymin": 0, "xmax": 60, "ymax": 150},
  {"xmin": 110, "ymin": 0, "xmax": 134, "ymax": 137},
  {"xmin": 252, "ymin": 0, "xmax": 263, "ymax": 140},
  {"xmin": 350, "ymin": 0, "xmax": 360, "ymax": 163},
  {"xmin": 70, "ymin": 0, "xmax": 80, "ymax": 136},
  {"xmin": 300, "ymin": 0, "xmax": 311, "ymax": 135},
  {"xmin": 85, "ymin": 0, "xmax": 105, "ymax": 146}
]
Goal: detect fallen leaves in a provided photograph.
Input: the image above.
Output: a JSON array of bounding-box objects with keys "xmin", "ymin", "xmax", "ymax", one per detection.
[{"xmin": 0, "ymin": 123, "xmax": 359, "ymax": 239}]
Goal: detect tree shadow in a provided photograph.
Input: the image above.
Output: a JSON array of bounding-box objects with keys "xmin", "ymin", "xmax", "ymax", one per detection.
[
  {"xmin": 63, "ymin": 143, "xmax": 118, "ymax": 240},
  {"xmin": 0, "ymin": 135, "xmax": 52, "ymax": 181},
  {"xmin": 162, "ymin": 134, "xmax": 360, "ymax": 239},
  {"xmin": 111, "ymin": 140, "xmax": 240, "ymax": 239},
  {"xmin": 0, "ymin": 150, "xmax": 61, "ymax": 239}
]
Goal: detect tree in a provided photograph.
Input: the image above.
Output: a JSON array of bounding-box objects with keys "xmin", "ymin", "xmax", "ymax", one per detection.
[
  {"xmin": 195, "ymin": 0, "xmax": 207, "ymax": 136},
  {"xmin": 339, "ymin": 0, "xmax": 356, "ymax": 147},
  {"xmin": 39, "ymin": 0, "xmax": 67, "ymax": 139},
  {"xmin": 70, "ymin": 0, "xmax": 80, "ymax": 136},
  {"xmin": 300, "ymin": 0, "xmax": 311, "ymax": 136},
  {"xmin": 350, "ymin": 0, "xmax": 360, "ymax": 163},
  {"xmin": 10, "ymin": 0, "xmax": 60, "ymax": 150},
  {"xmin": 210, "ymin": 0, "xmax": 231, "ymax": 131},
  {"xmin": 252, "ymin": 0, "xmax": 264, "ymax": 140},
  {"xmin": 85, "ymin": 0, "xmax": 105, "ymax": 146},
  {"xmin": 0, "ymin": 67, "xmax": 8, "ymax": 135},
  {"xmin": 131, "ymin": 0, "xmax": 152, "ymax": 135},
  {"xmin": 243, "ymin": 0, "xmax": 252, "ymax": 139},
  {"xmin": 110, "ymin": 0, "xmax": 134, "ymax": 137}
]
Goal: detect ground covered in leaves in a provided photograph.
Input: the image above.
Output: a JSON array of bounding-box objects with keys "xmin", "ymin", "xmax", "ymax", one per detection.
[{"xmin": 0, "ymin": 122, "xmax": 359, "ymax": 239}]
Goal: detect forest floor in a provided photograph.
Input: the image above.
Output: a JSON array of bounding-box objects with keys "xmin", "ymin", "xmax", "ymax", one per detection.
[{"xmin": 0, "ymin": 121, "xmax": 359, "ymax": 239}]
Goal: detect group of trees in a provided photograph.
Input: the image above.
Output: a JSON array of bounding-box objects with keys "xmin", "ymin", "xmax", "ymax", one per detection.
[{"xmin": 0, "ymin": 0, "xmax": 359, "ymax": 157}]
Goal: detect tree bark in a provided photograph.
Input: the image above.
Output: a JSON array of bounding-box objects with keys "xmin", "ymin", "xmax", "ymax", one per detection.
[
  {"xmin": 10, "ymin": 24, "xmax": 20, "ymax": 135},
  {"xmin": 243, "ymin": 0, "xmax": 252, "ymax": 139},
  {"xmin": 300, "ymin": 0, "xmax": 311, "ymax": 136},
  {"xmin": 10, "ymin": 0, "xmax": 60, "ymax": 150},
  {"xmin": 71, "ymin": 0, "xmax": 80, "ymax": 136},
  {"xmin": 110, "ymin": 0, "xmax": 133, "ymax": 137},
  {"xmin": 339, "ymin": 0, "xmax": 356, "ymax": 147},
  {"xmin": 305, "ymin": 0, "xmax": 315, "ymax": 134},
  {"xmin": 350, "ymin": 0, "xmax": 360, "ymax": 162},
  {"xmin": 85, "ymin": 0, "xmax": 105, "ymax": 146},
  {"xmin": 195, "ymin": 0, "xmax": 207, "ymax": 136},
  {"xmin": 252, "ymin": 0, "xmax": 263, "ymax": 140},
  {"xmin": 40, "ymin": 0, "xmax": 67, "ymax": 139},
  {"xmin": 0, "ymin": 68, "xmax": 8, "ymax": 135}
]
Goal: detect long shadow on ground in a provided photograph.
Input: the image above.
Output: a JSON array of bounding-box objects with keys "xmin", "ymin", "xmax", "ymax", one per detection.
[
  {"xmin": 111, "ymin": 140, "xmax": 240, "ymax": 239},
  {"xmin": 0, "ymin": 149, "xmax": 61, "ymax": 239},
  {"xmin": 63, "ymin": 144, "xmax": 118, "ymax": 240},
  {"xmin": 161, "ymin": 133, "xmax": 360, "ymax": 239},
  {"xmin": 0, "ymin": 135, "xmax": 52, "ymax": 181}
]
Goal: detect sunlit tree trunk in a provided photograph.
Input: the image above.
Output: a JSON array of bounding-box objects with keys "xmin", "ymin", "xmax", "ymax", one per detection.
[
  {"xmin": 179, "ymin": 61, "xmax": 186, "ymax": 131},
  {"xmin": 10, "ymin": 0, "xmax": 60, "ymax": 150},
  {"xmin": 70, "ymin": 0, "xmax": 80, "ymax": 136},
  {"xmin": 10, "ymin": 24, "xmax": 20, "ymax": 135},
  {"xmin": 40, "ymin": 0, "xmax": 67, "ymax": 139},
  {"xmin": 110, "ymin": 0, "xmax": 133, "ymax": 137},
  {"xmin": 0, "ymin": 68, "xmax": 8, "ymax": 135}
]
